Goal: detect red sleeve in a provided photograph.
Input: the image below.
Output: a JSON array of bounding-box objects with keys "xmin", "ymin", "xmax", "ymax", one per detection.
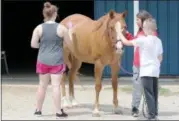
[
  {"xmin": 125, "ymin": 31, "xmax": 134, "ymax": 41},
  {"xmin": 154, "ymin": 31, "xmax": 158, "ymax": 36}
]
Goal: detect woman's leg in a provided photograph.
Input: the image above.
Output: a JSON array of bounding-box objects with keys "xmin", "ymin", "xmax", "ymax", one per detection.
[
  {"xmin": 51, "ymin": 73, "xmax": 68, "ymax": 117},
  {"xmin": 51, "ymin": 74, "xmax": 63, "ymax": 113},
  {"xmin": 131, "ymin": 66, "xmax": 142, "ymax": 117},
  {"xmin": 36, "ymin": 74, "xmax": 50, "ymax": 111}
]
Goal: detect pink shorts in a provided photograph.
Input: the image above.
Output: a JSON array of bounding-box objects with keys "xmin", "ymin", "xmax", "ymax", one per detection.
[{"xmin": 36, "ymin": 61, "xmax": 66, "ymax": 74}]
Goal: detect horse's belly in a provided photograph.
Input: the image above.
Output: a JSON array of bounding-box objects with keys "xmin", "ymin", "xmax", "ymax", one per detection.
[{"xmin": 72, "ymin": 53, "xmax": 96, "ymax": 64}]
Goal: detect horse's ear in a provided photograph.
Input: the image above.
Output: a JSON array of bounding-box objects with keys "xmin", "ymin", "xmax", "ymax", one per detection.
[
  {"xmin": 122, "ymin": 10, "xmax": 128, "ymax": 18},
  {"xmin": 109, "ymin": 9, "xmax": 115, "ymax": 19}
]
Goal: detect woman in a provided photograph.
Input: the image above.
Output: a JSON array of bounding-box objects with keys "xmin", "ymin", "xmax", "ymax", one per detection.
[
  {"xmin": 31, "ymin": 2, "xmax": 69, "ymax": 118},
  {"xmin": 116, "ymin": 17, "xmax": 163, "ymax": 120},
  {"xmin": 125, "ymin": 10, "xmax": 157, "ymax": 117}
]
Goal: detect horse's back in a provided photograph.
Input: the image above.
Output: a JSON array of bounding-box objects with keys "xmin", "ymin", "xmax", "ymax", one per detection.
[{"xmin": 60, "ymin": 14, "xmax": 92, "ymax": 28}]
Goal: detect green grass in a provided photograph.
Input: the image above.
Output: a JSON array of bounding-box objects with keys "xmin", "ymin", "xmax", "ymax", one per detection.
[
  {"xmin": 158, "ymin": 86, "xmax": 172, "ymax": 96},
  {"xmin": 120, "ymin": 86, "xmax": 133, "ymax": 93},
  {"xmin": 104, "ymin": 86, "xmax": 179, "ymax": 96}
]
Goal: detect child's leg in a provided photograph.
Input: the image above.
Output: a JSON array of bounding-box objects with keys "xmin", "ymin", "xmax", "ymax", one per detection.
[
  {"xmin": 36, "ymin": 74, "xmax": 50, "ymax": 111},
  {"xmin": 131, "ymin": 66, "xmax": 142, "ymax": 114},
  {"xmin": 141, "ymin": 76, "xmax": 155, "ymax": 118},
  {"xmin": 153, "ymin": 77, "xmax": 159, "ymax": 116}
]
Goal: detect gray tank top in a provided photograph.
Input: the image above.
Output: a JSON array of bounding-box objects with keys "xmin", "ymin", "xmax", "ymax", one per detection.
[{"xmin": 37, "ymin": 22, "xmax": 64, "ymax": 66}]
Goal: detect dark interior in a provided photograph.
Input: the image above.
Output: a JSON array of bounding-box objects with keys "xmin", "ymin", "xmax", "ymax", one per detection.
[{"xmin": 2, "ymin": 0, "xmax": 94, "ymax": 76}]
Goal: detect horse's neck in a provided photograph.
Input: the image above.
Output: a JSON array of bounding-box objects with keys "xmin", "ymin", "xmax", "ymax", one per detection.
[
  {"xmin": 95, "ymin": 15, "xmax": 113, "ymax": 49},
  {"xmin": 96, "ymin": 16, "xmax": 109, "ymax": 36},
  {"xmin": 98, "ymin": 15, "xmax": 108, "ymax": 22}
]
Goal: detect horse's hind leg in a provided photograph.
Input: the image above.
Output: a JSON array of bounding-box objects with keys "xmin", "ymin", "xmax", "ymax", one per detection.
[
  {"xmin": 61, "ymin": 45, "xmax": 72, "ymax": 108},
  {"xmin": 110, "ymin": 60, "xmax": 122, "ymax": 114},
  {"xmin": 68, "ymin": 57, "xmax": 82, "ymax": 107},
  {"xmin": 75, "ymin": 72, "xmax": 85, "ymax": 90},
  {"xmin": 61, "ymin": 71, "xmax": 72, "ymax": 108}
]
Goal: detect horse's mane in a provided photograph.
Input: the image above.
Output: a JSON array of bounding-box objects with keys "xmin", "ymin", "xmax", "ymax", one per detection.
[
  {"xmin": 91, "ymin": 11, "xmax": 121, "ymax": 48},
  {"xmin": 92, "ymin": 14, "xmax": 109, "ymax": 32},
  {"xmin": 92, "ymin": 13, "xmax": 113, "ymax": 42}
]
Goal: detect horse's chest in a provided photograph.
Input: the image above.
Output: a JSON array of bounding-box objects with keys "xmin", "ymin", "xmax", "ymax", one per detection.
[{"xmin": 98, "ymin": 55, "xmax": 113, "ymax": 64}]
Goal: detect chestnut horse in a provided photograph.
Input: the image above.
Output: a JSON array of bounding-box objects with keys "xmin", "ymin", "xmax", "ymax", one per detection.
[{"xmin": 60, "ymin": 10, "xmax": 127, "ymax": 116}]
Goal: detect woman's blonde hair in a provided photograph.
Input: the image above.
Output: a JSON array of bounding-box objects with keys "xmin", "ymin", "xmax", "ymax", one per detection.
[{"xmin": 42, "ymin": 2, "xmax": 58, "ymax": 21}]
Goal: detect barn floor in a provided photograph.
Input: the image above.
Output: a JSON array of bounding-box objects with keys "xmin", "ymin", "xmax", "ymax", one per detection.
[{"xmin": 1, "ymin": 73, "xmax": 179, "ymax": 120}]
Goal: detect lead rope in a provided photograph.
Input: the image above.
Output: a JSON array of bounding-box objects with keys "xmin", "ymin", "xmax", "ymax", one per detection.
[
  {"xmin": 142, "ymin": 90, "xmax": 149, "ymax": 119},
  {"xmin": 119, "ymin": 64, "xmax": 148, "ymax": 118}
]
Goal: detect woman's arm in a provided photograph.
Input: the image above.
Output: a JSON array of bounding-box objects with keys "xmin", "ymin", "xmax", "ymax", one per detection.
[
  {"xmin": 31, "ymin": 25, "xmax": 42, "ymax": 48},
  {"xmin": 57, "ymin": 24, "xmax": 72, "ymax": 46},
  {"xmin": 57, "ymin": 24, "xmax": 68, "ymax": 38}
]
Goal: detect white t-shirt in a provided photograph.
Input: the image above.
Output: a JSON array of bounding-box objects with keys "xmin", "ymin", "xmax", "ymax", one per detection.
[{"xmin": 132, "ymin": 35, "xmax": 163, "ymax": 78}]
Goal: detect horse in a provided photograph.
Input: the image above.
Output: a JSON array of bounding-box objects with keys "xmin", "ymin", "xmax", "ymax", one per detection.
[{"xmin": 60, "ymin": 10, "xmax": 127, "ymax": 116}]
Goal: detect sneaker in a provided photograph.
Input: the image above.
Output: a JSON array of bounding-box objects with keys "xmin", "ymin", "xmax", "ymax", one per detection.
[
  {"xmin": 155, "ymin": 116, "xmax": 159, "ymax": 120},
  {"xmin": 148, "ymin": 115, "xmax": 157, "ymax": 120},
  {"xmin": 34, "ymin": 109, "xmax": 42, "ymax": 116},
  {"xmin": 132, "ymin": 107, "xmax": 139, "ymax": 117},
  {"xmin": 148, "ymin": 117, "xmax": 156, "ymax": 120},
  {"xmin": 56, "ymin": 109, "xmax": 68, "ymax": 118}
]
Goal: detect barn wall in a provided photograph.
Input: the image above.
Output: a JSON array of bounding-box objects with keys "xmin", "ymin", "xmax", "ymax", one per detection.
[
  {"xmin": 139, "ymin": 1, "xmax": 179, "ymax": 75},
  {"xmin": 94, "ymin": 0, "xmax": 179, "ymax": 77},
  {"xmin": 94, "ymin": 0, "xmax": 134, "ymax": 77}
]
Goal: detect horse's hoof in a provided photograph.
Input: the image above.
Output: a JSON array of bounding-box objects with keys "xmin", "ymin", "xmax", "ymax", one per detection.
[
  {"xmin": 92, "ymin": 109, "xmax": 100, "ymax": 117},
  {"xmin": 113, "ymin": 107, "xmax": 123, "ymax": 114},
  {"xmin": 69, "ymin": 97, "xmax": 79, "ymax": 107},
  {"xmin": 61, "ymin": 97, "xmax": 72, "ymax": 108}
]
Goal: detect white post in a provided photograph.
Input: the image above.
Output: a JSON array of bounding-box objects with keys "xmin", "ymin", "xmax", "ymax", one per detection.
[{"xmin": 133, "ymin": 0, "xmax": 139, "ymax": 35}]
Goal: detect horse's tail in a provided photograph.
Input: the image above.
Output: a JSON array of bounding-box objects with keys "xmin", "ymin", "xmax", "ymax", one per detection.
[{"xmin": 72, "ymin": 32, "xmax": 81, "ymax": 56}]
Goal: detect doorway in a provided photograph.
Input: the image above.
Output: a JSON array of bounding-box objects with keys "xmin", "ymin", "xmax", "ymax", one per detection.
[{"xmin": 2, "ymin": 1, "xmax": 94, "ymax": 76}]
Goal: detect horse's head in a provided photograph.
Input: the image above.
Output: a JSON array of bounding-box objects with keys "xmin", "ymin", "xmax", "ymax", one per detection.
[{"xmin": 106, "ymin": 10, "xmax": 127, "ymax": 51}]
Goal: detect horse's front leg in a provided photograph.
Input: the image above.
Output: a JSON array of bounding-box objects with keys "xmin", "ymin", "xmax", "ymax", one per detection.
[
  {"xmin": 110, "ymin": 59, "xmax": 123, "ymax": 114},
  {"xmin": 92, "ymin": 60, "xmax": 104, "ymax": 117}
]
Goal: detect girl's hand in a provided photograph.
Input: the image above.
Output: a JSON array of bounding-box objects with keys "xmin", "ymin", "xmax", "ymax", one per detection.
[{"xmin": 116, "ymin": 41, "xmax": 123, "ymax": 49}]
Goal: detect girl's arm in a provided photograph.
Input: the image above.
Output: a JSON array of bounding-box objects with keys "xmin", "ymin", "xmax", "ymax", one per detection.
[
  {"xmin": 116, "ymin": 23, "xmax": 144, "ymax": 48},
  {"xmin": 158, "ymin": 39, "xmax": 163, "ymax": 63},
  {"xmin": 158, "ymin": 54, "xmax": 163, "ymax": 63},
  {"xmin": 31, "ymin": 25, "xmax": 42, "ymax": 48},
  {"xmin": 118, "ymin": 32, "xmax": 134, "ymax": 46}
]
